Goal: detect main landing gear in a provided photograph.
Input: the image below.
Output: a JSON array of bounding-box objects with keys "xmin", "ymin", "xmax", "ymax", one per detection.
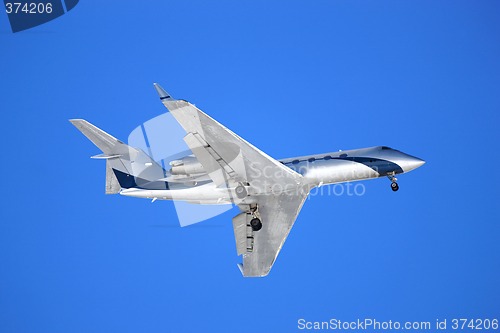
[
  {"xmin": 248, "ymin": 204, "xmax": 262, "ymax": 231},
  {"xmin": 388, "ymin": 174, "xmax": 399, "ymax": 192},
  {"xmin": 235, "ymin": 185, "xmax": 247, "ymax": 199},
  {"xmin": 250, "ymin": 218, "xmax": 262, "ymax": 231}
]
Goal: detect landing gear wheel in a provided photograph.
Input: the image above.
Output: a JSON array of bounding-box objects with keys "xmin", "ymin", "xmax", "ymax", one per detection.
[
  {"xmin": 391, "ymin": 182, "xmax": 399, "ymax": 192},
  {"xmin": 250, "ymin": 218, "xmax": 262, "ymax": 231},
  {"xmin": 235, "ymin": 185, "xmax": 247, "ymax": 199}
]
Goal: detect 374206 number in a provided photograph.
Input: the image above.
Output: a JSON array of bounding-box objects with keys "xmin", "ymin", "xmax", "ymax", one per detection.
[
  {"xmin": 5, "ymin": 2, "xmax": 53, "ymax": 14},
  {"xmin": 452, "ymin": 319, "xmax": 499, "ymax": 330}
]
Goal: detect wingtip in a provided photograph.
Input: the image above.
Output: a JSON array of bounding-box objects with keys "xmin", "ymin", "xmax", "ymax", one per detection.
[
  {"xmin": 153, "ymin": 83, "xmax": 173, "ymax": 100},
  {"xmin": 69, "ymin": 119, "xmax": 87, "ymax": 128},
  {"xmin": 69, "ymin": 119, "xmax": 84, "ymax": 123}
]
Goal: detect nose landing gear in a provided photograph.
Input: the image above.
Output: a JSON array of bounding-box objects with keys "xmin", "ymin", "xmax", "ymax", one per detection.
[
  {"xmin": 391, "ymin": 182, "xmax": 399, "ymax": 191},
  {"xmin": 388, "ymin": 174, "xmax": 399, "ymax": 192}
]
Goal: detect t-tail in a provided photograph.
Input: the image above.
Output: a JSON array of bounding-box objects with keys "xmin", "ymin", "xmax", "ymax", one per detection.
[{"xmin": 69, "ymin": 119, "xmax": 166, "ymax": 193}]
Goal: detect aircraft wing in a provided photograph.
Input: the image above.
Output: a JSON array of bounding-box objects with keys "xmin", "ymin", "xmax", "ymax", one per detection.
[
  {"xmin": 153, "ymin": 83, "xmax": 303, "ymax": 192},
  {"xmin": 234, "ymin": 189, "xmax": 309, "ymax": 277},
  {"xmin": 154, "ymin": 83, "xmax": 309, "ymax": 277}
]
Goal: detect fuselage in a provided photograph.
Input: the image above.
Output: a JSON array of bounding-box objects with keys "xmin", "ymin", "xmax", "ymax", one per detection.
[
  {"xmin": 120, "ymin": 146, "xmax": 425, "ymax": 203},
  {"xmin": 280, "ymin": 145, "xmax": 424, "ymax": 185}
]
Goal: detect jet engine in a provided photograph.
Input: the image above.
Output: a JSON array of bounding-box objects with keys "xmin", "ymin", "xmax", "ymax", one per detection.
[{"xmin": 169, "ymin": 156, "xmax": 205, "ymax": 175}]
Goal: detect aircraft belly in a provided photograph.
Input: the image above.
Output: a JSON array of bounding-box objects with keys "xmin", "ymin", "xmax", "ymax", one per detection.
[{"xmin": 120, "ymin": 184, "xmax": 232, "ymax": 203}]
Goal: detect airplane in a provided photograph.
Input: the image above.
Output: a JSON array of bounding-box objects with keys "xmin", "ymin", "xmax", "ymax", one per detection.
[{"xmin": 70, "ymin": 83, "xmax": 425, "ymax": 277}]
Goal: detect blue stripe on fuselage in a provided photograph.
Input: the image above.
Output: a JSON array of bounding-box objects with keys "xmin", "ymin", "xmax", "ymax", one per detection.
[{"xmin": 282, "ymin": 156, "xmax": 403, "ymax": 176}]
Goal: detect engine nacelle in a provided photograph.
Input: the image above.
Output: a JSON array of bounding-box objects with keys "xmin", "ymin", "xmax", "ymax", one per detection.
[{"xmin": 169, "ymin": 156, "xmax": 205, "ymax": 175}]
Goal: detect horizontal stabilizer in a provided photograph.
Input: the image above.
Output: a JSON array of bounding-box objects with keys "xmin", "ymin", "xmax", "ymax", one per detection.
[
  {"xmin": 69, "ymin": 119, "xmax": 125, "ymax": 155},
  {"xmin": 91, "ymin": 154, "xmax": 122, "ymax": 159},
  {"xmin": 70, "ymin": 119, "xmax": 167, "ymax": 192}
]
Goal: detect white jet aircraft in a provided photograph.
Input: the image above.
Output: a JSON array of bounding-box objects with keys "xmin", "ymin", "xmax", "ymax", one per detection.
[{"xmin": 71, "ymin": 84, "xmax": 425, "ymax": 277}]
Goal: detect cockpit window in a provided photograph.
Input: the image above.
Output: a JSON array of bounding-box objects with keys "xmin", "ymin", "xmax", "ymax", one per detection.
[
  {"xmin": 324, "ymin": 156, "xmax": 332, "ymax": 160},
  {"xmin": 381, "ymin": 146, "xmax": 391, "ymax": 150}
]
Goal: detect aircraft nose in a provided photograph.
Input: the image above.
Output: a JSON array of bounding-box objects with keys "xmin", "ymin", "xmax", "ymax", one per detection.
[{"xmin": 403, "ymin": 156, "xmax": 425, "ymax": 172}]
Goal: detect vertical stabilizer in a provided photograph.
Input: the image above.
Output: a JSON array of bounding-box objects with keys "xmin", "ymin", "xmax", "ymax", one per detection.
[
  {"xmin": 105, "ymin": 160, "xmax": 121, "ymax": 194},
  {"xmin": 70, "ymin": 119, "xmax": 165, "ymax": 192}
]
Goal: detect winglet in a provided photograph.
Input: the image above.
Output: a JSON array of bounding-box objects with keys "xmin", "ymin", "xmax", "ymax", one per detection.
[{"xmin": 153, "ymin": 83, "xmax": 173, "ymax": 100}]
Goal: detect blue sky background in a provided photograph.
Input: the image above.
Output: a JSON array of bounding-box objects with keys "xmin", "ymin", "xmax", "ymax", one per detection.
[{"xmin": 1, "ymin": 1, "xmax": 499, "ymax": 332}]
